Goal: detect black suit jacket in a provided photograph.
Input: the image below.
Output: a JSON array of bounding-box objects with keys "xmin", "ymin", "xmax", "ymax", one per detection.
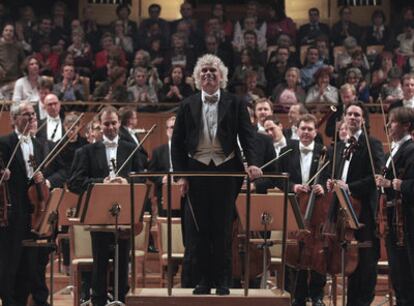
[
  {"xmin": 0, "ymin": 132, "xmax": 47, "ymax": 218},
  {"xmin": 254, "ymin": 132, "xmax": 277, "ymax": 193},
  {"xmin": 68, "ymin": 139, "xmax": 146, "ymax": 194},
  {"xmin": 118, "ymin": 125, "xmax": 149, "ymax": 165},
  {"xmin": 278, "ymin": 140, "xmax": 325, "ymax": 192},
  {"xmin": 36, "ymin": 117, "xmax": 65, "ymax": 143},
  {"xmin": 387, "ymin": 100, "xmax": 405, "ymax": 113},
  {"xmin": 148, "ymin": 143, "xmax": 170, "ymax": 186},
  {"xmin": 298, "ymin": 22, "xmax": 330, "ymax": 45},
  {"xmin": 327, "ymin": 133, "xmax": 384, "ymax": 218},
  {"xmin": 171, "ymin": 90, "xmax": 259, "ymax": 171}
]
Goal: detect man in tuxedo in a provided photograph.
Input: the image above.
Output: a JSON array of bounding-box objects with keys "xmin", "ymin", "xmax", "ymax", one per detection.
[
  {"xmin": 263, "ymin": 115, "xmax": 288, "ymax": 158},
  {"xmin": 171, "ymin": 54, "xmax": 262, "ymax": 295},
  {"xmin": 148, "ymin": 116, "xmax": 176, "ymax": 217},
  {"xmin": 36, "ymin": 93, "xmax": 64, "ymax": 143},
  {"xmin": 284, "ymin": 104, "xmax": 323, "ymax": 144},
  {"xmin": 278, "ymin": 114, "xmax": 327, "ymax": 306},
  {"xmin": 254, "ymin": 98, "xmax": 273, "ymax": 133},
  {"xmin": 388, "ymin": 74, "xmax": 414, "ymax": 112},
  {"xmin": 68, "ymin": 106, "xmax": 146, "ymax": 306},
  {"xmin": 326, "ymin": 102, "xmax": 384, "ymax": 306},
  {"xmin": 297, "ymin": 8, "xmax": 330, "ymax": 46},
  {"xmin": 0, "ymin": 102, "xmax": 47, "ymax": 306},
  {"xmin": 375, "ymin": 107, "xmax": 414, "ymax": 306}
]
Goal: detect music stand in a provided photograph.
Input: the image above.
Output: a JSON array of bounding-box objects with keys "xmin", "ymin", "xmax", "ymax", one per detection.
[
  {"xmin": 58, "ymin": 189, "xmax": 81, "ymax": 226},
  {"xmin": 79, "ymin": 183, "xmax": 148, "ymax": 306},
  {"xmin": 161, "ymin": 183, "xmax": 181, "ymax": 210},
  {"xmin": 236, "ymin": 192, "xmax": 304, "ymax": 288}
]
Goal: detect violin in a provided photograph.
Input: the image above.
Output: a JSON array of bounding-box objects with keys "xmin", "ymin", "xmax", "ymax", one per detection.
[
  {"xmin": 0, "ymin": 153, "xmax": 11, "ymax": 227},
  {"xmin": 27, "ymin": 154, "xmax": 50, "ymax": 234}
]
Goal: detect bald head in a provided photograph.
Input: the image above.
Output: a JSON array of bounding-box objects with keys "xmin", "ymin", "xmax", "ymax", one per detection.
[{"xmin": 44, "ymin": 94, "xmax": 61, "ymax": 118}]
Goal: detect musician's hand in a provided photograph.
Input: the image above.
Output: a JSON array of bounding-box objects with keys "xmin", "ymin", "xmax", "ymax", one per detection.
[
  {"xmin": 313, "ymin": 184, "xmax": 324, "ymax": 195},
  {"xmin": 45, "ymin": 179, "xmax": 51, "ymax": 189},
  {"xmin": 392, "ymin": 179, "xmax": 402, "ymax": 191},
  {"xmin": 293, "ymin": 184, "xmax": 310, "ymax": 194},
  {"xmin": 178, "ymin": 178, "xmax": 189, "ymax": 197},
  {"xmin": 246, "ymin": 165, "xmax": 262, "ymax": 180},
  {"xmin": 110, "ymin": 177, "xmax": 128, "ymax": 184},
  {"xmin": 326, "ymin": 179, "xmax": 334, "ymax": 192},
  {"xmin": 1, "ymin": 168, "xmax": 10, "ymax": 181},
  {"xmin": 33, "ymin": 171, "xmax": 44, "ymax": 184},
  {"xmin": 375, "ymin": 175, "xmax": 391, "ymax": 188},
  {"xmin": 335, "ymin": 180, "xmax": 349, "ymax": 191}
]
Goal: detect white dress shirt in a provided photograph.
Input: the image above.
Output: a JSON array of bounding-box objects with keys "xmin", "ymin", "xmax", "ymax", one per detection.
[
  {"xmin": 402, "ymin": 96, "xmax": 414, "ymax": 109},
  {"xmin": 46, "ymin": 115, "xmax": 62, "ymax": 142},
  {"xmin": 341, "ymin": 129, "xmax": 362, "ymax": 182},
  {"xmin": 299, "ymin": 141, "xmax": 315, "ymax": 184},
  {"xmin": 103, "ymin": 135, "xmax": 119, "ymax": 178},
  {"xmin": 127, "ymin": 127, "xmax": 139, "ymax": 145},
  {"xmin": 16, "ymin": 129, "xmax": 34, "ymax": 178},
  {"xmin": 386, "ymin": 134, "xmax": 411, "ymax": 168},
  {"xmin": 273, "ymin": 137, "xmax": 287, "ymax": 157}
]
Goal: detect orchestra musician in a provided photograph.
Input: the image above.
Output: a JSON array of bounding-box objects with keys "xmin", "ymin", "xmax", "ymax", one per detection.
[
  {"xmin": 68, "ymin": 106, "xmax": 147, "ymax": 306},
  {"xmin": 171, "ymin": 54, "xmax": 262, "ymax": 295},
  {"xmin": 375, "ymin": 107, "xmax": 414, "ymax": 305},
  {"xmin": 326, "ymin": 102, "xmax": 384, "ymax": 306},
  {"xmin": 263, "ymin": 114, "xmax": 289, "ymax": 158},
  {"xmin": 36, "ymin": 93, "xmax": 65, "ymax": 143},
  {"xmin": 0, "ymin": 102, "xmax": 48, "ymax": 306},
  {"xmin": 278, "ymin": 113, "xmax": 327, "ymax": 306},
  {"xmin": 388, "ymin": 73, "xmax": 414, "ymax": 112}
]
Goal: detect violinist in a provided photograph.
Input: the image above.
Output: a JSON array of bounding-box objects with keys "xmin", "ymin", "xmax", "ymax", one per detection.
[
  {"xmin": 326, "ymin": 102, "xmax": 384, "ymax": 306},
  {"xmin": 278, "ymin": 113, "xmax": 326, "ymax": 306},
  {"xmin": 0, "ymin": 102, "xmax": 48, "ymax": 306},
  {"xmin": 375, "ymin": 107, "xmax": 414, "ymax": 305},
  {"xmin": 36, "ymin": 93, "xmax": 65, "ymax": 143},
  {"xmin": 68, "ymin": 106, "xmax": 147, "ymax": 306},
  {"xmin": 263, "ymin": 114, "xmax": 289, "ymax": 158}
]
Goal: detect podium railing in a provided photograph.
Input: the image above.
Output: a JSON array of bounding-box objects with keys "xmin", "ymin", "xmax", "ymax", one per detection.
[{"xmin": 128, "ymin": 171, "xmax": 290, "ymax": 297}]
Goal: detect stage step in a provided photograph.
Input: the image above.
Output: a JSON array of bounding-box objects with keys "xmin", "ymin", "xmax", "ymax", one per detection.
[{"xmin": 126, "ymin": 288, "xmax": 291, "ymax": 306}]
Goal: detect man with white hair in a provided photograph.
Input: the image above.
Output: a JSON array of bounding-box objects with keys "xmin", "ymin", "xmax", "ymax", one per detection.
[{"xmin": 171, "ymin": 54, "xmax": 262, "ymax": 295}]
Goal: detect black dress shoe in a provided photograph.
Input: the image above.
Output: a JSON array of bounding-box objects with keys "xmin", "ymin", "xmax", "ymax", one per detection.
[
  {"xmin": 312, "ymin": 298, "xmax": 326, "ymax": 306},
  {"xmin": 193, "ymin": 284, "xmax": 211, "ymax": 295},
  {"xmin": 215, "ymin": 286, "xmax": 230, "ymax": 295}
]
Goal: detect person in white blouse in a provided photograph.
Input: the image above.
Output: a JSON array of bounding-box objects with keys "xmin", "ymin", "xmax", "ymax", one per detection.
[
  {"xmin": 305, "ymin": 66, "xmax": 338, "ymax": 105},
  {"xmin": 12, "ymin": 55, "xmax": 41, "ymax": 103}
]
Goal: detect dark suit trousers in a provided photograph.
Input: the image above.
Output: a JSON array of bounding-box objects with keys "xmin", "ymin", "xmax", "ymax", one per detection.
[
  {"xmin": 185, "ymin": 157, "xmax": 241, "ymax": 287},
  {"xmin": 346, "ymin": 208, "xmax": 380, "ymax": 306},
  {"xmin": 287, "ymin": 266, "xmax": 326, "ymax": 303},
  {"xmin": 90, "ymin": 232, "xmax": 130, "ymax": 306}
]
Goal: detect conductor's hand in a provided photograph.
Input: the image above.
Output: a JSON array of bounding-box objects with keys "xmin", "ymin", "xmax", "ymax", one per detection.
[
  {"xmin": 178, "ymin": 178, "xmax": 189, "ymax": 197},
  {"xmin": 0, "ymin": 168, "xmax": 10, "ymax": 181},
  {"xmin": 293, "ymin": 184, "xmax": 310, "ymax": 194},
  {"xmin": 246, "ymin": 165, "xmax": 262, "ymax": 180},
  {"xmin": 33, "ymin": 171, "xmax": 44, "ymax": 184},
  {"xmin": 104, "ymin": 176, "xmax": 128, "ymax": 184},
  {"xmin": 392, "ymin": 179, "xmax": 402, "ymax": 192}
]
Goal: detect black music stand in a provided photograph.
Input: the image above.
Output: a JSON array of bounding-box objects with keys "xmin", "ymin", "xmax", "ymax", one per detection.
[
  {"xmin": 79, "ymin": 183, "xmax": 147, "ymax": 306},
  {"xmin": 236, "ymin": 192, "xmax": 304, "ymax": 289}
]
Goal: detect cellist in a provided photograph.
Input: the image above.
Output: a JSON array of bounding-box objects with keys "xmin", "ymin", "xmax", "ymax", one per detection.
[
  {"xmin": 375, "ymin": 107, "xmax": 414, "ymax": 305},
  {"xmin": 278, "ymin": 113, "xmax": 327, "ymax": 306},
  {"xmin": 0, "ymin": 102, "xmax": 48, "ymax": 306},
  {"xmin": 326, "ymin": 101, "xmax": 384, "ymax": 306}
]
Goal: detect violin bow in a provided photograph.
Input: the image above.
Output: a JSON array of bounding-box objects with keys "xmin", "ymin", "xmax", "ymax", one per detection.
[{"xmin": 378, "ymin": 97, "xmax": 397, "ymax": 177}]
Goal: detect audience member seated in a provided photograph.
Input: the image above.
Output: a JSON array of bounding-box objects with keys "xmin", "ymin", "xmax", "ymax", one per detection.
[
  {"xmin": 112, "ymin": 4, "xmax": 138, "ymax": 42},
  {"xmin": 372, "ymin": 51, "xmax": 395, "ymax": 78},
  {"xmin": 271, "ymin": 67, "xmax": 305, "ymax": 113},
  {"xmin": 337, "ymin": 49, "xmax": 370, "ymax": 85},
  {"xmin": 380, "ymin": 67, "xmax": 403, "ymax": 106},
  {"xmin": 266, "ymin": 3, "xmax": 296, "ymax": 45},
  {"xmin": 395, "ymin": 21, "xmax": 414, "ymax": 68},
  {"xmin": 94, "ymin": 32, "xmax": 127, "ymax": 72},
  {"xmin": 388, "ymin": 73, "xmax": 414, "ymax": 112},
  {"xmin": 170, "ymin": 1, "xmax": 202, "ymax": 48},
  {"xmin": 0, "ymin": 23, "xmax": 25, "ymax": 85},
  {"xmin": 208, "ymin": 3, "xmax": 233, "ymax": 41},
  {"xmin": 127, "ymin": 50, "xmax": 162, "ymax": 92},
  {"xmin": 164, "ymin": 32, "xmax": 196, "ymax": 77},
  {"xmin": 238, "ymin": 70, "xmax": 265, "ymax": 105},
  {"xmin": 53, "ymin": 63, "xmax": 85, "ymax": 103},
  {"xmin": 233, "ymin": 16, "xmax": 267, "ymax": 53},
  {"xmin": 12, "ymin": 55, "xmax": 41, "ymax": 103},
  {"xmin": 231, "ymin": 48, "xmax": 266, "ymax": 91},
  {"xmin": 31, "ymin": 16, "xmax": 60, "ymax": 52},
  {"xmin": 14, "ymin": 19, "xmax": 32, "ymax": 54},
  {"xmin": 112, "ymin": 19, "xmax": 134, "ymax": 60},
  {"xmin": 81, "ymin": 5, "xmax": 101, "ymax": 53},
  {"xmin": 331, "ymin": 6, "xmax": 361, "ymax": 46},
  {"xmin": 159, "ymin": 64, "xmax": 193, "ymax": 103},
  {"xmin": 334, "ymin": 36, "xmax": 361, "ymax": 71},
  {"xmin": 363, "ymin": 10, "xmax": 391, "ymax": 47},
  {"xmin": 147, "ymin": 36, "xmax": 166, "ymax": 77},
  {"xmin": 201, "ymin": 34, "xmax": 233, "ymax": 73},
  {"xmin": 15, "ymin": 5, "xmax": 36, "ymax": 50},
  {"xmin": 204, "ymin": 16, "xmax": 232, "ymax": 52},
  {"xmin": 369, "ymin": 69, "xmax": 386, "ymax": 103},
  {"xmin": 34, "ymin": 40, "xmax": 60, "ymax": 77},
  {"xmin": 127, "ymin": 67, "xmax": 158, "ymax": 104},
  {"xmin": 394, "ymin": 6, "xmax": 414, "ymax": 37},
  {"xmin": 305, "ymin": 66, "xmax": 338, "ymax": 105},
  {"xmin": 67, "ymin": 29, "xmax": 93, "ymax": 77},
  {"xmin": 298, "ymin": 8, "xmax": 330, "ymax": 46},
  {"xmin": 93, "ymin": 66, "xmax": 129, "ymax": 103},
  {"xmin": 139, "ymin": 4, "xmax": 170, "ymax": 48},
  {"xmin": 345, "ymin": 68, "xmax": 370, "ymax": 103},
  {"xmin": 315, "ymin": 35, "xmax": 333, "ymax": 65},
  {"xmin": 51, "ymin": 1, "xmax": 71, "ymax": 45},
  {"xmin": 300, "ymin": 46, "xmax": 324, "ymax": 89}
]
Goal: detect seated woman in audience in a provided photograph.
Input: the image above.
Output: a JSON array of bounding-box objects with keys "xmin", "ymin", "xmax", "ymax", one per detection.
[
  {"xmin": 231, "ymin": 48, "xmax": 266, "ymax": 91},
  {"xmin": 94, "ymin": 32, "xmax": 127, "ymax": 71},
  {"xmin": 34, "ymin": 40, "xmax": 60, "ymax": 77},
  {"xmin": 266, "ymin": 4, "xmax": 296, "ymax": 45},
  {"xmin": 380, "ymin": 66, "xmax": 404, "ymax": 106},
  {"xmin": 337, "ymin": 49, "xmax": 370, "ymax": 86},
  {"xmin": 363, "ymin": 10, "xmax": 391, "ymax": 47},
  {"xmin": 345, "ymin": 67, "xmax": 370, "ymax": 103},
  {"xmin": 164, "ymin": 32, "xmax": 196, "ymax": 77},
  {"xmin": 271, "ymin": 67, "xmax": 305, "ymax": 113},
  {"xmin": 238, "ymin": 70, "xmax": 265, "ymax": 105},
  {"xmin": 396, "ymin": 21, "xmax": 414, "ymax": 67},
  {"xmin": 369, "ymin": 69, "xmax": 386, "ymax": 102},
  {"xmin": 112, "ymin": 19, "xmax": 134, "ymax": 60},
  {"xmin": 12, "ymin": 55, "xmax": 41, "ymax": 103},
  {"xmin": 305, "ymin": 66, "xmax": 338, "ymax": 105},
  {"xmin": 147, "ymin": 36, "xmax": 166, "ymax": 78},
  {"xmin": 127, "ymin": 49, "xmax": 162, "ymax": 92},
  {"xmin": 127, "ymin": 67, "xmax": 158, "ymax": 104},
  {"xmin": 159, "ymin": 65, "xmax": 193, "ymax": 103},
  {"xmin": 372, "ymin": 51, "xmax": 395, "ymax": 77},
  {"xmin": 93, "ymin": 66, "xmax": 129, "ymax": 103},
  {"xmin": 67, "ymin": 30, "xmax": 93, "ymax": 77}
]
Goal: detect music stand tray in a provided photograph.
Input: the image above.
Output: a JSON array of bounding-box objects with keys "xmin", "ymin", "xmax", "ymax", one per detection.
[
  {"xmin": 333, "ymin": 184, "xmax": 361, "ymax": 230},
  {"xmin": 58, "ymin": 189, "xmax": 81, "ymax": 226},
  {"xmin": 36, "ymin": 188, "xmax": 64, "ymax": 237}
]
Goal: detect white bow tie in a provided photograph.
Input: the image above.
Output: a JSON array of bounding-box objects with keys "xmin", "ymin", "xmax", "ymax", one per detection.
[
  {"xmin": 48, "ymin": 117, "xmax": 60, "ymax": 123},
  {"xmin": 20, "ymin": 135, "xmax": 31, "ymax": 143},
  {"xmin": 103, "ymin": 141, "xmax": 118, "ymax": 148}
]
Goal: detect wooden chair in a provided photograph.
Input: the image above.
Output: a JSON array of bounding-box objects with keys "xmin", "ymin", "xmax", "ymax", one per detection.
[
  {"xmin": 268, "ymin": 230, "xmax": 284, "ymax": 289},
  {"xmin": 155, "ymin": 217, "xmax": 185, "ymax": 287},
  {"xmin": 133, "ymin": 214, "xmax": 151, "ymax": 287}
]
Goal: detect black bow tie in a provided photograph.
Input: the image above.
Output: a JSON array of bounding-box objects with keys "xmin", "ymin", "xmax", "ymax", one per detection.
[{"xmin": 205, "ymin": 94, "xmax": 218, "ymax": 104}]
